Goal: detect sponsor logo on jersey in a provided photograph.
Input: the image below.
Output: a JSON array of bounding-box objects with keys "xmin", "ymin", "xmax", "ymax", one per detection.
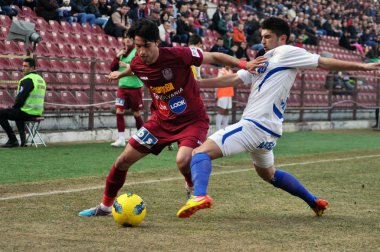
[
  {"xmin": 169, "ymin": 96, "xmax": 187, "ymax": 114},
  {"xmin": 190, "ymin": 47, "xmax": 200, "ymax": 58},
  {"xmin": 256, "ymin": 62, "xmax": 269, "ymax": 74},
  {"xmin": 162, "ymin": 68, "xmax": 173, "ymax": 80},
  {"xmin": 149, "ymin": 82, "xmax": 175, "ymax": 94},
  {"xmin": 157, "ymin": 100, "xmax": 170, "ymax": 116},
  {"xmin": 140, "ymin": 76, "xmax": 148, "ymax": 80}
]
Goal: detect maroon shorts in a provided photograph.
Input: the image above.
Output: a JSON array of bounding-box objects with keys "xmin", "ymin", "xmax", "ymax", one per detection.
[
  {"xmin": 128, "ymin": 114, "xmax": 209, "ymax": 155},
  {"xmin": 115, "ymin": 87, "xmax": 143, "ymax": 111}
]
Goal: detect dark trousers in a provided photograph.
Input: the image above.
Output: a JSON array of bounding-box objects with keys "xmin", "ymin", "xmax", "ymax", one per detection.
[{"xmin": 0, "ymin": 108, "xmax": 34, "ymax": 142}]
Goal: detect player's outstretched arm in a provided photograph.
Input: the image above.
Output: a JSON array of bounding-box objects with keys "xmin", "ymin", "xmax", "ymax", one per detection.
[
  {"xmin": 318, "ymin": 57, "xmax": 380, "ymax": 72},
  {"xmin": 106, "ymin": 64, "xmax": 133, "ymax": 81},
  {"xmin": 197, "ymin": 73, "xmax": 243, "ymax": 88},
  {"xmin": 202, "ymin": 52, "xmax": 267, "ymax": 72}
]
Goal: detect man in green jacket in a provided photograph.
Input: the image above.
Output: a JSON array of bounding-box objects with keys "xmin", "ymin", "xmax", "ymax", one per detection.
[{"xmin": 0, "ymin": 58, "xmax": 46, "ymax": 148}]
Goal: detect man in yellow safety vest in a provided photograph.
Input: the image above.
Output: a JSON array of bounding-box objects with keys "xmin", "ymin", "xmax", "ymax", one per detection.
[{"xmin": 0, "ymin": 58, "xmax": 46, "ymax": 147}]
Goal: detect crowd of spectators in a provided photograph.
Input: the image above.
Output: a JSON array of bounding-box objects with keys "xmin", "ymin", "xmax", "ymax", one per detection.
[{"xmin": 0, "ymin": 0, "xmax": 379, "ymax": 62}]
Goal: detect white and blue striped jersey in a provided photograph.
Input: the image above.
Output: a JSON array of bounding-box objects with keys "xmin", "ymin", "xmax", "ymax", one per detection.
[{"xmin": 237, "ymin": 45, "xmax": 320, "ymax": 137}]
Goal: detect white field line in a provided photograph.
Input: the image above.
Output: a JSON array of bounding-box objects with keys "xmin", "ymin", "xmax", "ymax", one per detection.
[{"xmin": 1, "ymin": 154, "xmax": 379, "ymax": 201}]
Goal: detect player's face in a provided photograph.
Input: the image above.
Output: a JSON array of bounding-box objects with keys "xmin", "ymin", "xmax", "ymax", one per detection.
[
  {"xmin": 261, "ymin": 29, "xmax": 286, "ymax": 51},
  {"xmin": 123, "ymin": 37, "xmax": 134, "ymax": 48},
  {"xmin": 134, "ymin": 36, "xmax": 159, "ymax": 65}
]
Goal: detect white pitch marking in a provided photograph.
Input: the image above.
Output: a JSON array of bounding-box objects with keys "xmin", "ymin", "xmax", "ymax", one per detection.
[{"xmin": 1, "ymin": 154, "xmax": 379, "ymax": 201}]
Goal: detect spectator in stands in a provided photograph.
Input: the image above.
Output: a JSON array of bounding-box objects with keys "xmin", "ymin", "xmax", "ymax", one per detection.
[
  {"xmin": 158, "ymin": 20, "xmax": 174, "ymax": 47},
  {"xmin": 104, "ymin": 4, "xmax": 130, "ymax": 38},
  {"xmin": 109, "ymin": 35, "xmax": 144, "ymax": 147},
  {"xmin": 160, "ymin": 11, "xmax": 169, "ymax": 24},
  {"xmin": 198, "ymin": 3, "xmax": 209, "ymax": 28},
  {"xmin": 57, "ymin": 0, "xmax": 77, "ymax": 24},
  {"xmin": 110, "ymin": 0, "xmax": 123, "ymax": 13},
  {"xmin": 339, "ymin": 31, "xmax": 357, "ymax": 51},
  {"xmin": 190, "ymin": 8, "xmax": 203, "ymax": 37},
  {"xmin": 215, "ymin": 65, "xmax": 234, "ymax": 131},
  {"xmin": 210, "ymin": 37, "xmax": 229, "ymax": 55},
  {"xmin": 0, "ymin": 0, "xmax": 19, "ymax": 19},
  {"xmin": 245, "ymin": 14, "xmax": 260, "ymax": 45},
  {"xmin": 223, "ymin": 30, "xmax": 233, "ymax": 49},
  {"xmin": 176, "ymin": 12, "xmax": 192, "ymax": 45},
  {"xmin": 233, "ymin": 23, "xmax": 247, "ymax": 45},
  {"xmin": 325, "ymin": 71, "xmax": 355, "ymax": 95},
  {"xmin": 70, "ymin": 0, "xmax": 96, "ymax": 26},
  {"xmin": 98, "ymin": 0, "xmax": 111, "ymax": 17},
  {"xmin": 35, "ymin": 0, "xmax": 59, "ymax": 21},
  {"xmin": 130, "ymin": 0, "xmax": 146, "ymax": 21},
  {"xmin": 86, "ymin": 0, "xmax": 109, "ymax": 28},
  {"xmin": 146, "ymin": 8, "xmax": 160, "ymax": 26},
  {"xmin": 236, "ymin": 41, "xmax": 250, "ymax": 61},
  {"xmin": 216, "ymin": 13, "xmax": 227, "ymax": 36},
  {"xmin": 211, "ymin": 4, "xmax": 225, "ymax": 34},
  {"xmin": 0, "ymin": 58, "xmax": 46, "ymax": 148}
]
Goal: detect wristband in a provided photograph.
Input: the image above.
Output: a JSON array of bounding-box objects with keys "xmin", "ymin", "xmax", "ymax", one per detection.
[{"xmin": 238, "ymin": 60, "xmax": 247, "ymax": 70}]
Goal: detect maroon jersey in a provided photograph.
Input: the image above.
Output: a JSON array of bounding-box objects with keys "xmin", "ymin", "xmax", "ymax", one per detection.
[{"xmin": 130, "ymin": 47, "xmax": 209, "ymax": 127}]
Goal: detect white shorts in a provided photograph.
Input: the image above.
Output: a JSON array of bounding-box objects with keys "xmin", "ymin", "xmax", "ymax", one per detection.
[
  {"xmin": 208, "ymin": 119, "xmax": 278, "ymax": 168},
  {"xmin": 217, "ymin": 97, "xmax": 232, "ymax": 109}
]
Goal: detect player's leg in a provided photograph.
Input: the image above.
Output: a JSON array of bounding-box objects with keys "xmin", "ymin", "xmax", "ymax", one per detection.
[
  {"xmin": 178, "ymin": 121, "xmax": 248, "ymax": 218},
  {"xmin": 176, "ymin": 139, "xmax": 222, "ymax": 218},
  {"xmin": 176, "ymin": 146, "xmax": 194, "ymax": 198},
  {"xmin": 128, "ymin": 87, "xmax": 144, "ymax": 130},
  {"xmin": 79, "ymin": 144, "xmax": 148, "ymax": 217},
  {"xmin": 252, "ymin": 150, "xmax": 328, "ymax": 216},
  {"xmin": 111, "ymin": 88, "xmax": 127, "ymax": 147}
]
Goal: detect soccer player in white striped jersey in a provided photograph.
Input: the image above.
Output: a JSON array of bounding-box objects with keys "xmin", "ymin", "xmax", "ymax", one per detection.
[{"xmin": 177, "ymin": 17, "xmax": 380, "ymax": 218}]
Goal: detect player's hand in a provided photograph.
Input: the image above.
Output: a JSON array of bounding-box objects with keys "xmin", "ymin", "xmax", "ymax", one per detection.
[
  {"xmin": 362, "ymin": 62, "xmax": 380, "ymax": 71},
  {"xmin": 106, "ymin": 71, "xmax": 122, "ymax": 81},
  {"xmin": 116, "ymin": 49, "xmax": 126, "ymax": 57},
  {"xmin": 246, "ymin": 56, "xmax": 268, "ymax": 73},
  {"xmin": 119, "ymin": 61, "xmax": 128, "ymax": 68}
]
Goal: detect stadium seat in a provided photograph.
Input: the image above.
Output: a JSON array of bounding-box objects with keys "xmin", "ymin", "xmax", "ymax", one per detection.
[
  {"xmin": 35, "ymin": 17, "xmax": 50, "ymax": 32},
  {"xmin": 64, "ymin": 33, "xmax": 79, "ymax": 45},
  {"xmin": 48, "ymin": 20, "xmax": 64, "ymax": 33},
  {"xmin": 42, "ymin": 72, "xmax": 58, "ymax": 85},
  {"xmin": 76, "ymin": 61, "xmax": 91, "ymax": 73},
  {"xmin": 20, "ymin": 6, "xmax": 38, "ymax": 19},
  {"xmin": 37, "ymin": 59, "xmax": 53, "ymax": 72},
  {"xmin": 45, "ymin": 90, "xmax": 65, "ymax": 112},
  {"xmin": 93, "ymin": 46, "xmax": 109, "ymax": 60},
  {"xmin": 58, "ymin": 44, "xmax": 74, "ymax": 58},
  {"xmin": 60, "ymin": 90, "xmax": 81, "ymax": 111},
  {"xmin": 0, "ymin": 15, "xmax": 12, "ymax": 28},
  {"xmin": 71, "ymin": 22, "xmax": 85, "ymax": 34},
  {"xmin": 50, "ymin": 59, "xmax": 67, "ymax": 72},
  {"xmin": 34, "ymin": 43, "xmax": 51, "ymax": 57},
  {"xmin": 0, "ymin": 27, "xmax": 8, "ymax": 41},
  {"xmin": 45, "ymin": 42, "xmax": 64, "ymax": 57},
  {"xmin": 0, "ymin": 58, "xmax": 13, "ymax": 70},
  {"xmin": 4, "ymin": 41, "xmax": 24, "ymax": 55},
  {"xmin": 95, "ymin": 62, "xmax": 110, "ymax": 74},
  {"xmin": 56, "ymin": 72, "xmax": 71, "ymax": 85},
  {"xmin": 0, "ymin": 90, "xmax": 14, "ymax": 109},
  {"xmin": 81, "ymin": 45, "xmax": 97, "ymax": 58}
]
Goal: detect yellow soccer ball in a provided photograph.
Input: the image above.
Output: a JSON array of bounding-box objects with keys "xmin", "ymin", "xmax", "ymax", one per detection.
[{"xmin": 112, "ymin": 193, "xmax": 146, "ymax": 227}]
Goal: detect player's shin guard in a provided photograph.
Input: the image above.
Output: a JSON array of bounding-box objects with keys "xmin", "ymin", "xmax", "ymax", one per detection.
[
  {"xmin": 271, "ymin": 169, "xmax": 317, "ymax": 208},
  {"xmin": 191, "ymin": 153, "xmax": 212, "ymax": 196},
  {"xmin": 103, "ymin": 164, "xmax": 128, "ymax": 207}
]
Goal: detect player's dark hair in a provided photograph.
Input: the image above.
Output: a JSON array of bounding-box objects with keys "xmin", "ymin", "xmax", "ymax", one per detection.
[
  {"xmin": 261, "ymin": 17, "xmax": 290, "ymax": 42},
  {"xmin": 127, "ymin": 19, "xmax": 159, "ymax": 42},
  {"xmin": 23, "ymin": 57, "xmax": 35, "ymax": 68},
  {"xmin": 189, "ymin": 34, "xmax": 202, "ymax": 46}
]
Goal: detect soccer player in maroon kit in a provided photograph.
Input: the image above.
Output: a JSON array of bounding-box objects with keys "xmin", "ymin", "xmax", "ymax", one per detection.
[{"xmin": 79, "ymin": 19, "xmax": 267, "ymax": 217}]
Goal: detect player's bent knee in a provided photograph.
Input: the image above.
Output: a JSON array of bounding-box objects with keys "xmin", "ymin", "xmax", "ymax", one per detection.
[{"xmin": 254, "ymin": 164, "xmax": 275, "ymax": 182}]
